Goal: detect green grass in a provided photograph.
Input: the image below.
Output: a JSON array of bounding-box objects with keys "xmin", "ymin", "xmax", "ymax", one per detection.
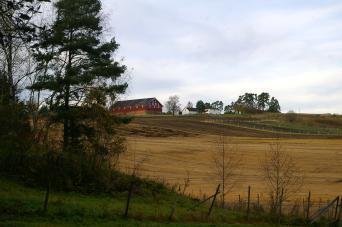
[
  {"xmin": 218, "ymin": 113, "xmax": 342, "ymax": 136},
  {"xmin": 0, "ymin": 176, "xmax": 279, "ymax": 226}
]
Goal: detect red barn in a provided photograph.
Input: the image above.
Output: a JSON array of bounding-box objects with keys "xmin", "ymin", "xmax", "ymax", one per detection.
[{"xmin": 111, "ymin": 97, "xmax": 163, "ymax": 115}]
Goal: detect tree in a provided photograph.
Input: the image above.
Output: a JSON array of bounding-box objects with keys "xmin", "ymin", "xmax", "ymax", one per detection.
[
  {"xmin": 165, "ymin": 95, "xmax": 181, "ymax": 116},
  {"xmin": 261, "ymin": 140, "xmax": 303, "ymax": 218},
  {"xmin": 268, "ymin": 97, "xmax": 281, "ymax": 113},
  {"xmin": 241, "ymin": 93, "xmax": 257, "ymax": 110},
  {"xmin": 228, "ymin": 92, "xmax": 281, "ymax": 114},
  {"xmin": 211, "ymin": 100, "xmax": 223, "ymax": 111},
  {"xmin": 257, "ymin": 92, "xmax": 270, "ymax": 111},
  {"xmin": 212, "ymin": 136, "xmax": 241, "ymax": 208},
  {"xmin": 0, "ymin": 0, "xmax": 49, "ymax": 104},
  {"xmin": 204, "ymin": 102, "xmax": 211, "ymax": 109},
  {"xmin": 224, "ymin": 103, "xmax": 234, "ymax": 114},
  {"xmin": 196, "ymin": 100, "xmax": 205, "ymax": 113},
  {"xmin": 31, "ymin": 0, "xmax": 127, "ymax": 151},
  {"xmin": 186, "ymin": 101, "xmax": 193, "ymax": 108}
]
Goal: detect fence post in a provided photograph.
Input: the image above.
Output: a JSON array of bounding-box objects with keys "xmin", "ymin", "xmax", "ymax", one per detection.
[
  {"xmin": 208, "ymin": 184, "xmax": 220, "ymax": 217},
  {"xmin": 238, "ymin": 194, "xmax": 241, "ymax": 210},
  {"xmin": 334, "ymin": 196, "xmax": 340, "ymax": 220},
  {"xmin": 124, "ymin": 180, "xmax": 134, "ymax": 217},
  {"xmin": 169, "ymin": 199, "xmax": 178, "ymax": 221},
  {"xmin": 337, "ymin": 197, "xmax": 342, "ymax": 224},
  {"xmin": 278, "ymin": 188, "xmax": 284, "ymax": 225},
  {"xmin": 306, "ymin": 191, "xmax": 311, "ymax": 220},
  {"xmin": 247, "ymin": 186, "xmax": 251, "ymax": 220},
  {"xmin": 257, "ymin": 193, "xmax": 260, "ymax": 210}
]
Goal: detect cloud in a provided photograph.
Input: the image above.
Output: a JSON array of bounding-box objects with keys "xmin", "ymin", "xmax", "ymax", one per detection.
[{"xmin": 103, "ymin": 0, "xmax": 342, "ymax": 113}]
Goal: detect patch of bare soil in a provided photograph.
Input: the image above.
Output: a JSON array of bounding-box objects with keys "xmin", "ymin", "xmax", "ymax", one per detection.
[
  {"xmin": 117, "ymin": 123, "xmax": 191, "ymax": 137},
  {"xmin": 131, "ymin": 116, "xmax": 341, "ymax": 139}
]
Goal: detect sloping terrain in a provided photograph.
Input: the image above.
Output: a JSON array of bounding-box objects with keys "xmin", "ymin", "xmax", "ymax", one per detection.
[{"xmin": 125, "ymin": 115, "xmax": 342, "ymax": 139}]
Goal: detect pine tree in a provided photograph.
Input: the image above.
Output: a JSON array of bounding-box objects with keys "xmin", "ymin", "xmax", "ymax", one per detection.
[{"xmin": 31, "ymin": 0, "xmax": 127, "ymax": 152}]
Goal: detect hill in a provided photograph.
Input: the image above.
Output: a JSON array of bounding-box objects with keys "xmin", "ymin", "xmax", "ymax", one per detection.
[
  {"xmin": 118, "ymin": 113, "xmax": 342, "ymax": 139},
  {"xmin": 117, "ymin": 114, "xmax": 342, "ymax": 201},
  {"xmin": 0, "ymin": 176, "xmax": 282, "ymax": 226}
]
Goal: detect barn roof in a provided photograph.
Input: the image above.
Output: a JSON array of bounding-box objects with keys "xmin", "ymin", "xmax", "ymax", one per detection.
[
  {"xmin": 184, "ymin": 107, "xmax": 198, "ymax": 112},
  {"xmin": 112, "ymin": 98, "xmax": 162, "ymax": 108}
]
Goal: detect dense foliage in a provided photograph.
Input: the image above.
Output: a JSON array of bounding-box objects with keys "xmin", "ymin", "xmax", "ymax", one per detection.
[
  {"xmin": 224, "ymin": 92, "xmax": 281, "ymax": 114},
  {"xmin": 0, "ymin": 0, "xmax": 129, "ymax": 193}
]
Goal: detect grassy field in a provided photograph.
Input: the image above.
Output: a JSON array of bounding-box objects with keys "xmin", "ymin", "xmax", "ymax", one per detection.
[
  {"xmin": 118, "ymin": 115, "xmax": 342, "ymax": 204},
  {"xmin": 2, "ymin": 113, "xmax": 339, "ymax": 226},
  {"xmin": 0, "ymin": 176, "xmax": 281, "ymax": 227},
  {"xmin": 124, "ymin": 114, "xmax": 342, "ymax": 139}
]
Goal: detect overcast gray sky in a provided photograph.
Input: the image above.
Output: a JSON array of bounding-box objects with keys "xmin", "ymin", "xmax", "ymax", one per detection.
[{"xmin": 102, "ymin": 0, "xmax": 342, "ymax": 113}]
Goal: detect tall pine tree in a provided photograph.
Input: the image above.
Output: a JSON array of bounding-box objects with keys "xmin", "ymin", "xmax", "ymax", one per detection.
[{"xmin": 31, "ymin": 0, "xmax": 127, "ymax": 152}]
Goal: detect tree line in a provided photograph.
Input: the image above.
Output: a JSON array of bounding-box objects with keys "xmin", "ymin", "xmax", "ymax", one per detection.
[{"xmin": 165, "ymin": 92, "xmax": 280, "ymax": 115}]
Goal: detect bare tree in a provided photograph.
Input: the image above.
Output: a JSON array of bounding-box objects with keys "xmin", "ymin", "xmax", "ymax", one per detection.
[
  {"xmin": 212, "ymin": 136, "xmax": 242, "ymax": 208},
  {"xmin": 261, "ymin": 140, "xmax": 304, "ymax": 217},
  {"xmin": 186, "ymin": 101, "xmax": 193, "ymax": 108},
  {"xmin": 0, "ymin": 0, "xmax": 49, "ymax": 104},
  {"xmin": 165, "ymin": 95, "xmax": 181, "ymax": 116}
]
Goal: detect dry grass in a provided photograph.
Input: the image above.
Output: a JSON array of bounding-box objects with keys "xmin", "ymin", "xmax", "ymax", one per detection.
[{"xmin": 119, "ymin": 117, "xmax": 342, "ymax": 203}]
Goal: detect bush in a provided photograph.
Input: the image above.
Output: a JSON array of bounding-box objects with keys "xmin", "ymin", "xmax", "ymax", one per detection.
[{"xmin": 0, "ymin": 103, "xmax": 32, "ymax": 150}]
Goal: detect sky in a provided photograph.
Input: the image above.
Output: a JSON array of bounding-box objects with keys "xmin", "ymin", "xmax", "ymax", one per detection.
[{"xmin": 102, "ymin": 0, "xmax": 342, "ymax": 114}]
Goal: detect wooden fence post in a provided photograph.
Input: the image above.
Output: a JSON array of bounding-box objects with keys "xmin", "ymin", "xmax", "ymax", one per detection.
[
  {"xmin": 247, "ymin": 186, "xmax": 251, "ymax": 220},
  {"xmin": 337, "ymin": 197, "xmax": 342, "ymax": 224},
  {"xmin": 169, "ymin": 199, "xmax": 178, "ymax": 221},
  {"xmin": 278, "ymin": 188, "xmax": 284, "ymax": 225},
  {"xmin": 124, "ymin": 180, "xmax": 134, "ymax": 217},
  {"xmin": 306, "ymin": 191, "xmax": 311, "ymax": 220},
  {"xmin": 257, "ymin": 194, "xmax": 260, "ymax": 210},
  {"xmin": 334, "ymin": 196, "xmax": 340, "ymax": 220},
  {"xmin": 43, "ymin": 179, "xmax": 51, "ymax": 213},
  {"xmin": 238, "ymin": 194, "xmax": 241, "ymax": 210},
  {"xmin": 208, "ymin": 184, "xmax": 220, "ymax": 217}
]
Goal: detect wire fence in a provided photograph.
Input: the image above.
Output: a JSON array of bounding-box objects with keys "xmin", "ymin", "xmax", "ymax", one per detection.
[{"xmin": 204, "ymin": 117, "xmax": 342, "ymax": 136}]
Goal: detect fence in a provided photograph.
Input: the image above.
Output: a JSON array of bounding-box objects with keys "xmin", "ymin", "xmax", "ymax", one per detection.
[{"xmin": 205, "ymin": 117, "xmax": 342, "ymax": 136}]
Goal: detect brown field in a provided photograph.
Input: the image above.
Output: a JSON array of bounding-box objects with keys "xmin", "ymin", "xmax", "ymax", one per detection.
[{"xmin": 118, "ymin": 116, "xmax": 342, "ymax": 203}]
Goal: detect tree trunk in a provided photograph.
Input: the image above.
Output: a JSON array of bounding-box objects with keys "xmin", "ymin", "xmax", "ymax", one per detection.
[{"xmin": 63, "ymin": 32, "xmax": 73, "ymax": 150}]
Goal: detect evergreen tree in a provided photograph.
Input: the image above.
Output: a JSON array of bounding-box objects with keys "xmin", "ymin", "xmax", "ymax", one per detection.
[
  {"xmin": 31, "ymin": 0, "xmax": 127, "ymax": 151},
  {"xmin": 268, "ymin": 97, "xmax": 281, "ymax": 113},
  {"xmin": 196, "ymin": 100, "xmax": 205, "ymax": 113}
]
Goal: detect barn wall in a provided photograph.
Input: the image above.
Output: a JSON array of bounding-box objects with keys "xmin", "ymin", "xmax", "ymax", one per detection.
[{"xmin": 112, "ymin": 106, "xmax": 162, "ymax": 115}]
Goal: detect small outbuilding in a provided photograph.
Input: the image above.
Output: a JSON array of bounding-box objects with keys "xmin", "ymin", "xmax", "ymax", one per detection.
[
  {"xmin": 182, "ymin": 107, "xmax": 198, "ymax": 115},
  {"xmin": 205, "ymin": 108, "xmax": 221, "ymax": 115}
]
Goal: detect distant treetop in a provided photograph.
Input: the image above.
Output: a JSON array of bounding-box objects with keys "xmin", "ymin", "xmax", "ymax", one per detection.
[{"xmin": 224, "ymin": 92, "xmax": 280, "ymax": 114}]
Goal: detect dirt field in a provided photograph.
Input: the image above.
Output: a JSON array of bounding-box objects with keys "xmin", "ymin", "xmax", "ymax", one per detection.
[{"xmin": 119, "ymin": 116, "xmax": 342, "ymax": 203}]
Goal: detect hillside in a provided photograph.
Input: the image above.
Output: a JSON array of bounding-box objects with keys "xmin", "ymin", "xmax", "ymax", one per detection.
[
  {"xmin": 0, "ymin": 176, "xmax": 281, "ymax": 227},
  {"xmin": 118, "ymin": 114, "xmax": 342, "ymax": 139},
  {"xmin": 117, "ymin": 114, "xmax": 342, "ymax": 202}
]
